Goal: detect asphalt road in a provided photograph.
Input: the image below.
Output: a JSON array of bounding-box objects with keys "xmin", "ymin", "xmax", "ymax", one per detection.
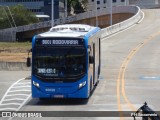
[
  {"xmin": 0, "ymin": 71, "xmax": 30, "ymax": 101},
  {"xmin": 0, "ymin": 9, "xmax": 160, "ymax": 120}
]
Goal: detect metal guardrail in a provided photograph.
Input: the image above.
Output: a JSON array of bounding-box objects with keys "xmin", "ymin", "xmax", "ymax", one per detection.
[{"xmin": 0, "ymin": 5, "xmax": 142, "ymax": 41}]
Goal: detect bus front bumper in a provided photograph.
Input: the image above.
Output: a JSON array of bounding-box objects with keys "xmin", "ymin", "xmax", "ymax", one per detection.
[{"xmin": 32, "ymin": 82, "xmax": 89, "ymax": 99}]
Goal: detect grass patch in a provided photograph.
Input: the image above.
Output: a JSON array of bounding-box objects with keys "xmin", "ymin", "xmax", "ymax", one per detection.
[
  {"xmin": 0, "ymin": 42, "xmax": 32, "ymax": 62},
  {"xmin": 0, "ymin": 42, "xmax": 31, "ymax": 53}
]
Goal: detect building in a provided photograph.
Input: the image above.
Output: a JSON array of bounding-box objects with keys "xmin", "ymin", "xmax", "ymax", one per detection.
[
  {"xmin": 88, "ymin": 0, "xmax": 129, "ymax": 11},
  {"xmin": 0, "ymin": 0, "xmax": 65, "ymax": 19},
  {"xmin": 0, "ymin": 0, "xmax": 131, "ymax": 20}
]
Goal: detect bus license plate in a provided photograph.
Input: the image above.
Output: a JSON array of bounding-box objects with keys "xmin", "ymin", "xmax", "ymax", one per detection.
[{"xmin": 53, "ymin": 95, "xmax": 64, "ymax": 98}]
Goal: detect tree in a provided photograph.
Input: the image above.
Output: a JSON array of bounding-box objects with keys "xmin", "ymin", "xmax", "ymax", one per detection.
[
  {"xmin": 0, "ymin": 5, "xmax": 39, "ymax": 29},
  {"xmin": 80, "ymin": 0, "xmax": 88, "ymax": 10},
  {"xmin": 0, "ymin": 7, "xmax": 13, "ymax": 29},
  {"xmin": 67, "ymin": 0, "xmax": 88, "ymax": 15},
  {"xmin": 10, "ymin": 4, "xmax": 39, "ymax": 26}
]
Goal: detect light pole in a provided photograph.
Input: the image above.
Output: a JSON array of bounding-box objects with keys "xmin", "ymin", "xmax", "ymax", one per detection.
[
  {"xmin": 95, "ymin": 0, "xmax": 98, "ymax": 27},
  {"xmin": 110, "ymin": 0, "xmax": 113, "ymax": 26},
  {"xmin": 65, "ymin": 0, "xmax": 67, "ymax": 17},
  {"xmin": 51, "ymin": 0, "xmax": 54, "ymax": 27},
  {"xmin": 125, "ymin": 0, "xmax": 127, "ymax": 6}
]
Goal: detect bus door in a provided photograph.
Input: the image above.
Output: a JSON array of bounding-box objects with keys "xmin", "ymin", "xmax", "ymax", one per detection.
[
  {"xmin": 98, "ymin": 38, "xmax": 101, "ymax": 76},
  {"xmin": 93, "ymin": 42, "xmax": 98, "ymax": 85}
]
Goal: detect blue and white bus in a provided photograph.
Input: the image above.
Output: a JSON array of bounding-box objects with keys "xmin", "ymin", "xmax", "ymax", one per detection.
[{"xmin": 28, "ymin": 24, "xmax": 101, "ymax": 99}]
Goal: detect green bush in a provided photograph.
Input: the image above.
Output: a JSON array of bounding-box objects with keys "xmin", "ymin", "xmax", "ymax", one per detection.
[{"xmin": 0, "ymin": 4, "xmax": 39, "ymax": 29}]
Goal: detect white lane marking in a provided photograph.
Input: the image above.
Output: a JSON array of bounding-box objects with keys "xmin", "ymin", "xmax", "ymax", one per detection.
[
  {"xmin": 0, "ymin": 103, "xmax": 22, "ymax": 106},
  {"xmin": 17, "ymin": 81, "xmax": 31, "ymax": 85},
  {"xmin": 8, "ymin": 95, "xmax": 31, "ymax": 120},
  {"xmin": 15, "ymin": 82, "xmax": 31, "ymax": 85},
  {"xmin": 3, "ymin": 98, "xmax": 26, "ymax": 102},
  {"xmin": 0, "ymin": 108, "xmax": 17, "ymax": 111},
  {"xmin": 6, "ymin": 94, "xmax": 29, "ymax": 97},
  {"xmin": 9, "ymin": 90, "xmax": 31, "ymax": 93},
  {"xmin": 12, "ymin": 86, "xmax": 30, "ymax": 88},
  {"xmin": 102, "ymin": 11, "xmax": 145, "ymax": 41},
  {"xmin": 144, "ymin": 77, "xmax": 157, "ymax": 78},
  {"xmin": 140, "ymin": 76, "xmax": 160, "ymax": 80},
  {"xmin": 0, "ymin": 77, "xmax": 31, "ymax": 120},
  {"xmin": 0, "ymin": 78, "xmax": 25, "ymax": 104}
]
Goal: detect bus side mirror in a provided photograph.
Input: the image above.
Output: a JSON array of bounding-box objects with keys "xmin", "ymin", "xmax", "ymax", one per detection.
[
  {"xmin": 89, "ymin": 56, "xmax": 94, "ymax": 64},
  {"xmin": 27, "ymin": 57, "xmax": 31, "ymax": 67}
]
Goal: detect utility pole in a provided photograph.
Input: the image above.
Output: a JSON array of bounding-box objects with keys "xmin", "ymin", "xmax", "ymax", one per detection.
[
  {"xmin": 110, "ymin": 0, "xmax": 112, "ymax": 26},
  {"xmin": 125, "ymin": 0, "xmax": 127, "ymax": 6},
  {"xmin": 51, "ymin": 0, "xmax": 54, "ymax": 27},
  {"xmin": 65, "ymin": 0, "xmax": 67, "ymax": 17},
  {"xmin": 95, "ymin": 0, "xmax": 98, "ymax": 27}
]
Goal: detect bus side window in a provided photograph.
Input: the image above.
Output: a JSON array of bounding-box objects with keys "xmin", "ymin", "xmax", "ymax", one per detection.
[{"xmin": 89, "ymin": 45, "xmax": 94, "ymax": 64}]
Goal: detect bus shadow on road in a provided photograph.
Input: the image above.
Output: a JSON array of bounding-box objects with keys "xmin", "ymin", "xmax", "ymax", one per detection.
[{"xmin": 27, "ymin": 98, "xmax": 89, "ymax": 106}]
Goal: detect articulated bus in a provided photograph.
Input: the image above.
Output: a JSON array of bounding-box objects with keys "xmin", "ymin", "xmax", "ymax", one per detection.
[{"xmin": 28, "ymin": 24, "xmax": 101, "ymax": 99}]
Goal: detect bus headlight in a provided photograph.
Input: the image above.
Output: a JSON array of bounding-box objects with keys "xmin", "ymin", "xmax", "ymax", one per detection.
[
  {"xmin": 33, "ymin": 81, "xmax": 40, "ymax": 88},
  {"xmin": 79, "ymin": 81, "xmax": 86, "ymax": 89}
]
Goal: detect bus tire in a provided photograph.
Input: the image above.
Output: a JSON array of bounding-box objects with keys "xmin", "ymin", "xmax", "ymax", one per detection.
[{"xmin": 95, "ymin": 80, "xmax": 99, "ymax": 86}]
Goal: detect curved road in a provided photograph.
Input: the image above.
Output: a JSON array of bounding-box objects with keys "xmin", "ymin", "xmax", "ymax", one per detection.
[
  {"xmin": 101, "ymin": 9, "xmax": 160, "ymax": 111},
  {"xmin": 0, "ymin": 9, "xmax": 160, "ymax": 120}
]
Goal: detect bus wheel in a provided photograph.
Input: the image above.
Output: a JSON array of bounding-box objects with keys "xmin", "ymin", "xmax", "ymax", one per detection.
[{"xmin": 95, "ymin": 80, "xmax": 99, "ymax": 86}]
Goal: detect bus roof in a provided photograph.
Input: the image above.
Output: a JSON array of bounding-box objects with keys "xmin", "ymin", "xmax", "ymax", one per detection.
[{"xmin": 37, "ymin": 24, "xmax": 100, "ymax": 38}]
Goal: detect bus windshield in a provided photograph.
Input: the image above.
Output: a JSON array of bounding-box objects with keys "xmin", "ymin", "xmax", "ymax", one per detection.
[{"xmin": 33, "ymin": 46, "xmax": 86, "ymax": 81}]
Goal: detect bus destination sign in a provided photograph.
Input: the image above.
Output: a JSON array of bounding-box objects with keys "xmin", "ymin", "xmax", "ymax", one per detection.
[
  {"xmin": 35, "ymin": 38, "xmax": 84, "ymax": 46},
  {"xmin": 42, "ymin": 40, "xmax": 79, "ymax": 45}
]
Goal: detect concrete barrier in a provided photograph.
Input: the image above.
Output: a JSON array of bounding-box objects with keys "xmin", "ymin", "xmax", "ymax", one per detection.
[
  {"xmin": 101, "ymin": 6, "xmax": 143, "ymax": 39},
  {"xmin": 0, "ymin": 62, "xmax": 30, "ymax": 71}
]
